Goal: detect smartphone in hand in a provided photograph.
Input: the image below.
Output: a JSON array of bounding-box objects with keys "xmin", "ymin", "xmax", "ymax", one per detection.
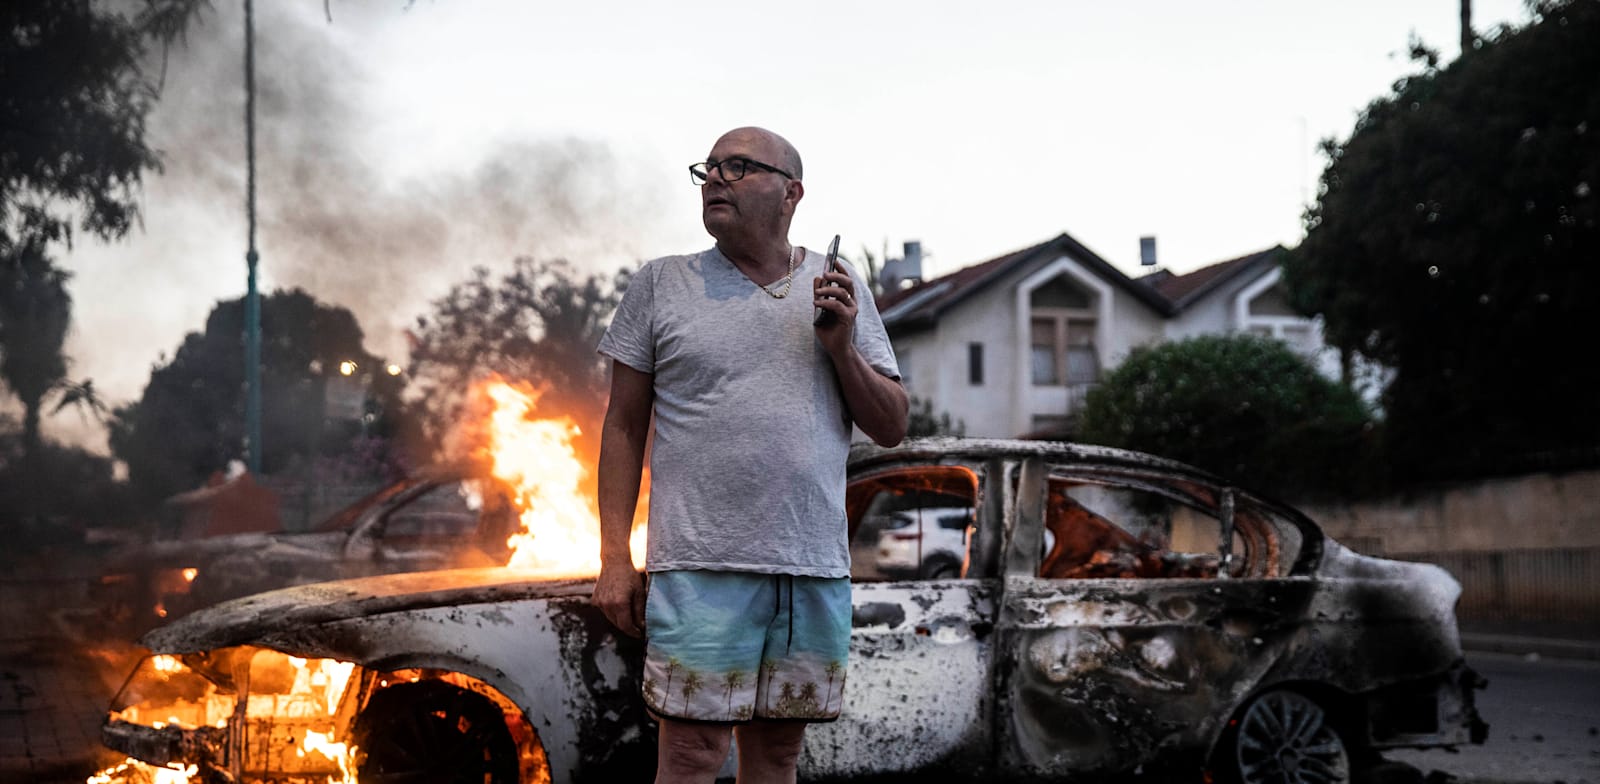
[{"xmin": 813, "ymin": 234, "xmax": 842, "ymax": 327}]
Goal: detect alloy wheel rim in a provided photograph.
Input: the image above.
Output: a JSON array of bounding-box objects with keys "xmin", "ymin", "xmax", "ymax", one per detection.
[{"xmin": 1235, "ymin": 690, "xmax": 1350, "ymax": 784}]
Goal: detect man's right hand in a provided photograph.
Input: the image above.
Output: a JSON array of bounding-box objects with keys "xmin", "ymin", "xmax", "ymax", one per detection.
[{"xmin": 592, "ymin": 563, "xmax": 646, "ymax": 638}]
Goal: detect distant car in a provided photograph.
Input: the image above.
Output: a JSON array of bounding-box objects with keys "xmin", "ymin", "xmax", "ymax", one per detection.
[
  {"xmin": 863, "ymin": 506, "xmax": 972, "ymax": 579},
  {"xmin": 96, "ymin": 467, "xmax": 517, "ymax": 631},
  {"xmin": 99, "ymin": 439, "xmax": 1486, "ymax": 783}
]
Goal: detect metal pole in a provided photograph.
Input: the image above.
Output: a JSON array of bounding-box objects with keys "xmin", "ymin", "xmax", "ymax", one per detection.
[{"xmin": 244, "ymin": 0, "xmax": 263, "ymax": 474}]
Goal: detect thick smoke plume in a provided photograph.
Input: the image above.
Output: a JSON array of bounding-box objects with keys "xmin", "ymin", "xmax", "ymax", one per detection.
[{"xmin": 58, "ymin": 1, "xmax": 674, "ymax": 447}]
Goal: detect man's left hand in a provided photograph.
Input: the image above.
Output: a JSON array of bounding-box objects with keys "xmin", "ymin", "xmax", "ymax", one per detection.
[{"xmin": 813, "ymin": 267, "xmax": 858, "ymax": 357}]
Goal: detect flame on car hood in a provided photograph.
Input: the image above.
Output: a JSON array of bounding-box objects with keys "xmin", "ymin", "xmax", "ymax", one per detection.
[{"xmin": 139, "ymin": 566, "xmax": 595, "ymax": 654}]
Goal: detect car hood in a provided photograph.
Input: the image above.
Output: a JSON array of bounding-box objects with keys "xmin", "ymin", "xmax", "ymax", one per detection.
[{"xmin": 139, "ymin": 566, "xmax": 597, "ymax": 654}]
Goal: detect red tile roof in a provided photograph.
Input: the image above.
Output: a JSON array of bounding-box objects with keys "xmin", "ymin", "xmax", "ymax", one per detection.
[
  {"xmin": 876, "ymin": 236, "xmax": 1283, "ymax": 332},
  {"xmin": 877, "ymin": 232, "xmax": 1174, "ymax": 330},
  {"xmin": 1140, "ymin": 247, "xmax": 1283, "ymax": 309}
]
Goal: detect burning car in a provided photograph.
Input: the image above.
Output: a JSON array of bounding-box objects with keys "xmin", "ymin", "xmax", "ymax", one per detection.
[
  {"xmin": 96, "ymin": 466, "xmax": 519, "ymax": 632},
  {"xmin": 98, "ymin": 438, "xmax": 1486, "ymax": 783}
]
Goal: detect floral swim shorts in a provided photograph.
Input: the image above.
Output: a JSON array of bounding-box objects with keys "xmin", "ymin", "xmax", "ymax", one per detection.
[{"xmin": 642, "ymin": 570, "xmax": 851, "ymax": 723}]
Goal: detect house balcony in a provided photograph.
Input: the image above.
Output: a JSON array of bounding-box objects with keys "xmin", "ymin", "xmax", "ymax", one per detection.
[{"xmin": 1023, "ymin": 382, "xmax": 1098, "ymax": 437}]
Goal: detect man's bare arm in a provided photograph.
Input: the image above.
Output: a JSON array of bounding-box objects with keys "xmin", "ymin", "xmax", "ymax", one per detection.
[
  {"xmin": 592, "ymin": 360, "xmax": 654, "ymax": 637},
  {"xmin": 831, "ymin": 344, "xmax": 908, "ymax": 446},
  {"xmin": 814, "ymin": 266, "xmax": 909, "ymax": 446}
]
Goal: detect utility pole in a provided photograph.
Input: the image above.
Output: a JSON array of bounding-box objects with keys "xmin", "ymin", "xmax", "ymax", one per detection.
[
  {"xmin": 243, "ymin": 0, "xmax": 262, "ymax": 474},
  {"xmin": 1460, "ymin": 0, "xmax": 1475, "ymax": 55}
]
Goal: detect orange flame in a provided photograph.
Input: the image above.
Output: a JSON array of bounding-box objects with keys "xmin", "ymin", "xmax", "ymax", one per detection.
[
  {"xmin": 95, "ymin": 652, "xmax": 358, "ymax": 784},
  {"xmin": 93, "ymin": 378, "xmax": 636, "ymax": 783},
  {"xmin": 297, "ymin": 729, "xmax": 355, "ymax": 783},
  {"xmin": 86, "ymin": 760, "xmax": 197, "ymax": 784},
  {"xmin": 482, "ymin": 380, "xmax": 645, "ymax": 575}
]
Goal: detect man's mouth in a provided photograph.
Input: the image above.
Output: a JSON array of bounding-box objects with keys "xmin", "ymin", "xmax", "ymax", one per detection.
[{"xmin": 705, "ymin": 195, "xmax": 733, "ymax": 209}]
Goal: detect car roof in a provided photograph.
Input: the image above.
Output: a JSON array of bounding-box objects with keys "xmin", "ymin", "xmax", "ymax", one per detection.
[{"xmin": 849, "ymin": 437, "xmax": 1231, "ymax": 484}]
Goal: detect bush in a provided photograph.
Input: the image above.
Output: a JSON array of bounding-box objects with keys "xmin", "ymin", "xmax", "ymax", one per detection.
[
  {"xmin": 1077, "ymin": 334, "xmax": 1374, "ymax": 500},
  {"xmin": 906, "ymin": 396, "xmax": 965, "ymax": 438}
]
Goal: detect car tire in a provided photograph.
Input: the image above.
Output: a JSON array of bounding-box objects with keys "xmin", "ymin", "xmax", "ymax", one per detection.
[
  {"xmin": 352, "ymin": 680, "xmax": 519, "ymax": 783},
  {"xmin": 920, "ymin": 555, "xmax": 962, "ymax": 580},
  {"xmin": 1216, "ymin": 688, "xmax": 1352, "ymax": 784}
]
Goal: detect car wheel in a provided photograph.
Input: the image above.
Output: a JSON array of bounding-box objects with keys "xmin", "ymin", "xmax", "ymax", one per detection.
[
  {"xmin": 1229, "ymin": 689, "xmax": 1351, "ymax": 784},
  {"xmin": 920, "ymin": 555, "xmax": 962, "ymax": 580},
  {"xmin": 352, "ymin": 680, "xmax": 519, "ymax": 783}
]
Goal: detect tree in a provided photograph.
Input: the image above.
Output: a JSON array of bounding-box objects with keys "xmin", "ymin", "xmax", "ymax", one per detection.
[
  {"xmin": 109, "ymin": 289, "xmax": 410, "ymax": 504},
  {"xmin": 0, "ymin": 240, "xmax": 70, "ymax": 460},
  {"xmin": 1077, "ymin": 334, "xmax": 1374, "ymax": 499},
  {"xmin": 407, "ymin": 258, "xmax": 628, "ymax": 463},
  {"xmin": 1284, "ymin": 0, "xmax": 1600, "ymax": 480},
  {"xmin": 0, "ymin": 1, "xmax": 192, "ymax": 252},
  {"xmin": 0, "ymin": 1, "xmax": 212, "ymax": 481}
]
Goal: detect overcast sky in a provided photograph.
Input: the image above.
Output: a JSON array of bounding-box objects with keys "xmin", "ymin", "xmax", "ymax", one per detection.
[{"xmin": 42, "ymin": 0, "xmax": 1530, "ymax": 452}]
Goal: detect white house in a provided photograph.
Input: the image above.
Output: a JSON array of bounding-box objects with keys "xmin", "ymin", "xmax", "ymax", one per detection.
[{"xmin": 877, "ymin": 233, "xmax": 1337, "ymax": 438}]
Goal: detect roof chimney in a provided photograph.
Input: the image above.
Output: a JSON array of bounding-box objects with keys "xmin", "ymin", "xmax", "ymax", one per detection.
[
  {"xmin": 1139, "ymin": 236, "xmax": 1158, "ymax": 266},
  {"xmin": 880, "ymin": 240, "xmax": 926, "ymax": 292},
  {"xmin": 901, "ymin": 241, "xmax": 923, "ymax": 281}
]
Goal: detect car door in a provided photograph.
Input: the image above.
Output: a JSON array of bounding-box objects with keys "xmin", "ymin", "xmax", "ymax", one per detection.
[
  {"xmin": 802, "ymin": 459, "xmax": 1005, "ymax": 779},
  {"xmin": 993, "ymin": 458, "xmax": 1315, "ymax": 778}
]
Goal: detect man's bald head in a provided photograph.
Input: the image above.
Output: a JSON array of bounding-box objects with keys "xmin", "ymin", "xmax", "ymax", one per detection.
[{"xmin": 717, "ymin": 126, "xmax": 803, "ymax": 180}]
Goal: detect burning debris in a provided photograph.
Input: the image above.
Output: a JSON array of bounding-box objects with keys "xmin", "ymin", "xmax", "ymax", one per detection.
[
  {"xmin": 93, "ymin": 377, "xmax": 633, "ymax": 784},
  {"xmin": 94, "ymin": 651, "xmax": 356, "ymax": 783}
]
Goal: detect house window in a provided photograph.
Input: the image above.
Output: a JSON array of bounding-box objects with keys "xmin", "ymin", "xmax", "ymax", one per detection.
[
  {"xmin": 1029, "ymin": 276, "xmax": 1092, "ymax": 309},
  {"xmin": 968, "ymin": 343, "xmax": 984, "ymax": 386},
  {"xmin": 1244, "ymin": 282, "xmax": 1317, "ymax": 354},
  {"xmin": 1065, "ymin": 319, "xmax": 1098, "ymax": 384},
  {"xmin": 1031, "ymin": 318, "xmax": 1057, "ymax": 385},
  {"xmin": 1030, "ymin": 315, "xmax": 1098, "ymax": 386}
]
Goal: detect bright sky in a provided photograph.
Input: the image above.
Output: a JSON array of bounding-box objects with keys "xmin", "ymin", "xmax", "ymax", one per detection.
[{"xmin": 44, "ymin": 0, "xmax": 1530, "ymax": 452}]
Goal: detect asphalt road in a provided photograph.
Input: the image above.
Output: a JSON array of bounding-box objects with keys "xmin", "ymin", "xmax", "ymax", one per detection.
[{"xmin": 1386, "ymin": 652, "xmax": 1600, "ymax": 784}]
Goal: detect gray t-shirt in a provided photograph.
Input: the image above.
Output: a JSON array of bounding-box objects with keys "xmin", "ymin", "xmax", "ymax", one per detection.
[{"xmin": 598, "ymin": 245, "xmax": 900, "ymax": 578}]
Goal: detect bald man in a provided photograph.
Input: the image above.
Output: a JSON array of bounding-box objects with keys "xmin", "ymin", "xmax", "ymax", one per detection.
[{"xmin": 593, "ymin": 127, "xmax": 907, "ymax": 784}]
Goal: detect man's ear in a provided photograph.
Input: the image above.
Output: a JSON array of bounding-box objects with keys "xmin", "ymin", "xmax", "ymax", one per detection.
[{"xmin": 786, "ymin": 180, "xmax": 805, "ymax": 211}]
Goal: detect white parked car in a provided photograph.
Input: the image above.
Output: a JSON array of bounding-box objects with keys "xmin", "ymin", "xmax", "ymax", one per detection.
[{"xmin": 865, "ymin": 506, "xmax": 972, "ymax": 579}]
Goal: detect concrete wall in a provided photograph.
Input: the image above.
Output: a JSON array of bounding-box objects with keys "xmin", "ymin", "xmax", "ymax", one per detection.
[
  {"xmin": 1302, "ymin": 469, "xmax": 1600, "ymax": 555},
  {"xmin": 1304, "ymin": 469, "xmax": 1600, "ymax": 625}
]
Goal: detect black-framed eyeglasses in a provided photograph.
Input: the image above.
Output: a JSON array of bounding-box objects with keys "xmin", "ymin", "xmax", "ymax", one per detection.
[{"xmin": 688, "ymin": 157, "xmax": 795, "ymax": 185}]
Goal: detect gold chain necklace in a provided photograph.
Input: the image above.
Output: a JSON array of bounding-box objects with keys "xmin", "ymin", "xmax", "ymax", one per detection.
[{"xmin": 761, "ymin": 245, "xmax": 802, "ymax": 299}]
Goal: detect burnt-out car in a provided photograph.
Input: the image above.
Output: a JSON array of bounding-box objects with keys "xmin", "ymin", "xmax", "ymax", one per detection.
[
  {"xmin": 99, "ymin": 439, "xmax": 1486, "ymax": 783},
  {"xmin": 97, "ymin": 467, "xmax": 518, "ymax": 631}
]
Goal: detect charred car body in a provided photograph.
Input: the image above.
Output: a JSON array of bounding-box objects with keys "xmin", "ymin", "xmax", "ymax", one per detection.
[
  {"xmin": 102, "ymin": 439, "xmax": 1486, "ymax": 783},
  {"xmin": 97, "ymin": 468, "xmax": 517, "ymax": 631}
]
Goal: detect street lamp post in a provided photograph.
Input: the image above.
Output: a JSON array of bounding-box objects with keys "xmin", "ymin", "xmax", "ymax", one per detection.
[{"xmin": 243, "ymin": 0, "xmax": 262, "ymax": 475}]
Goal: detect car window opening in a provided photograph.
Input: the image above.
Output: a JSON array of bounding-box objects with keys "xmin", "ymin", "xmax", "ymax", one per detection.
[
  {"xmin": 1039, "ymin": 478, "xmax": 1284, "ymax": 580},
  {"xmin": 847, "ymin": 465, "xmax": 981, "ymax": 582}
]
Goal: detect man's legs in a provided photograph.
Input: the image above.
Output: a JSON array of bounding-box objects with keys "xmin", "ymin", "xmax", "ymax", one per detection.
[
  {"xmin": 734, "ymin": 721, "xmax": 808, "ymax": 784},
  {"xmin": 656, "ymin": 718, "xmax": 732, "ymax": 784}
]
